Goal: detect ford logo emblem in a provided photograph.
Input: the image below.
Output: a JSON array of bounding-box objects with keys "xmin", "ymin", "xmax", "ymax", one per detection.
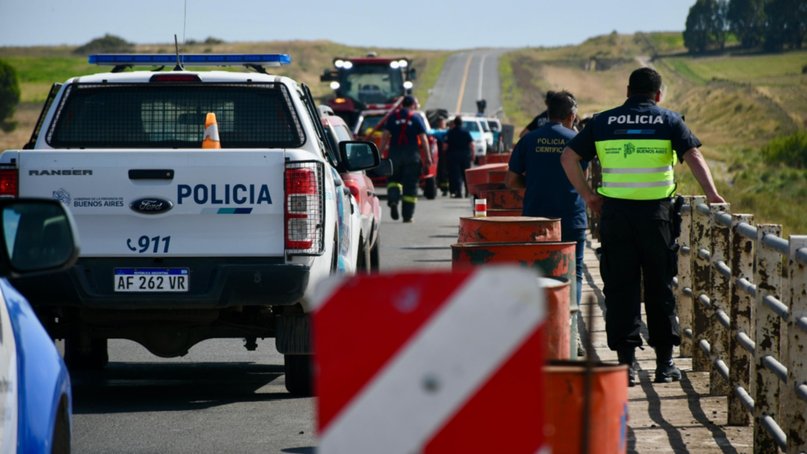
[{"xmin": 130, "ymin": 198, "xmax": 173, "ymax": 214}]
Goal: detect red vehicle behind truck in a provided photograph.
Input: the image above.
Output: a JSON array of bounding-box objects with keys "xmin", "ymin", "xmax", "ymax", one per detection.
[
  {"xmin": 320, "ymin": 53, "xmax": 417, "ymax": 129},
  {"xmin": 353, "ymin": 105, "xmax": 440, "ymax": 200}
]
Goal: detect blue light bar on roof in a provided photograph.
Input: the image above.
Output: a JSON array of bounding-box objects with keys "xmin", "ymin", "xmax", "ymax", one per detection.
[{"xmin": 88, "ymin": 53, "xmax": 292, "ymax": 67}]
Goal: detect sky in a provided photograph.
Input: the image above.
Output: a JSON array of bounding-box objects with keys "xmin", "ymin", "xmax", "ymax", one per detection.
[{"xmin": 0, "ymin": 0, "xmax": 695, "ymax": 50}]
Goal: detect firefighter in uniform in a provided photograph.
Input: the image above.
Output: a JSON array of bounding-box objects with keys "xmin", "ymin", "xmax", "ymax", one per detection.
[
  {"xmin": 381, "ymin": 95, "xmax": 432, "ymax": 222},
  {"xmin": 560, "ymin": 67, "xmax": 725, "ymax": 386}
]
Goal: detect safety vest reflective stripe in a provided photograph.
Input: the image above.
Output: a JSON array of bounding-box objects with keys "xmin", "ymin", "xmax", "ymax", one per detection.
[
  {"xmin": 402, "ymin": 195, "xmax": 417, "ymax": 203},
  {"xmin": 602, "ymin": 181, "xmax": 672, "ymax": 188},
  {"xmin": 601, "ymin": 166, "xmax": 673, "ymax": 174},
  {"xmin": 596, "ymin": 139, "xmax": 675, "ymax": 200}
]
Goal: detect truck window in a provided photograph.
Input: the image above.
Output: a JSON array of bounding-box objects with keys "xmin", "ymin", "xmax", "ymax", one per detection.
[
  {"xmin": 47, "ymin": 83, "xmax": 305, "ymax": 149},
  {"xmin": 339, "ymin": 66, "xmax": 404, "ymax": 104}
]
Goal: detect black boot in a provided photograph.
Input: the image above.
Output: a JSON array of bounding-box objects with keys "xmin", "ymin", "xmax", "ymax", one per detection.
[
  {"xmin": 617, "ymin": 347, "xmax": 638, "ymax": 387},
  {"xmin": 402, "ymin": 200, "xmax": 415, "ymax": 223},
  {"xmin": 654, "ymin": 345, "xmax": 682, "ymax": 383}
]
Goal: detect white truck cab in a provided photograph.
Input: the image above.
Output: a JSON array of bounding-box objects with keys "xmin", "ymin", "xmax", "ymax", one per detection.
[{"xmin": 1, "ymin": 53, "xmax": 380, "ymax": 395}]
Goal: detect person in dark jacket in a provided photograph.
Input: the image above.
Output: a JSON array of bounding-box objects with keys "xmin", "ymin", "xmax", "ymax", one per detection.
[{"xmin": 445, "ymin": 116, "xmax": 474, "ymax": 198}]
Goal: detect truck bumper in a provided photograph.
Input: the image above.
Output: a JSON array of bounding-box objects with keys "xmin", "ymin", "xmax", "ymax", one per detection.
[{"xmin": 12, "ymin": 257, "xmax": 310, "ymax": 310}]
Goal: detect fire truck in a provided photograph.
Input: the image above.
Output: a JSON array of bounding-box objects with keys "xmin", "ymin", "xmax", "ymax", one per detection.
[{"xmin": 320, "ymin": 53, "xmax": 416, "ymax": 129}]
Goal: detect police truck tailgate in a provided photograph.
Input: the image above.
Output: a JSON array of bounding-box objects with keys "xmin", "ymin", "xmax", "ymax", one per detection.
[{"xmin": 16, "ymin": 150, "xmax": 286, "ymax": 257}]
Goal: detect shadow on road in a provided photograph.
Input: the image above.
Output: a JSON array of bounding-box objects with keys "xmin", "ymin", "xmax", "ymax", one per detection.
[{"xmin": 72, "ymin": 362, "xmax": 294, "ymax": 414}]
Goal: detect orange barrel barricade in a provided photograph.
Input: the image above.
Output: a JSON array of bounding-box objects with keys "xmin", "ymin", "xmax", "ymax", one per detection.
[
  {"xmin": 457, "ymin": 216, "xmax": 561, "ymax": 244},
  {"xmin": 487, "ymin": 208, "xmax": 523, "ymax": 217},
  {"xmin": 465, "ymin": 163, "xmax": 508, "ymax": 197},
  {"xmin": 539, "ymin": 277, "xmax": 571, "ymax": 360},
  {"xmin": 451, "ymin": 241, "xmax": 574, "ymax": 281},
  {"xmin": 488, "ymin": 169, "xmax": 507, "ymax": 185},
  {"xmin": 483, "ymin": 153, "xmax": 511, "ymax": 164},
  {"xmin": 543, "ymin": 361, "xmax": 629, "ymax": 453},
  {"xmin": 477, "ymin": 188, "xmax": 525, "ymax": 209},
  {"xmin": 451, "ymin": 241, "xmax": 577, "ymax": 356}
]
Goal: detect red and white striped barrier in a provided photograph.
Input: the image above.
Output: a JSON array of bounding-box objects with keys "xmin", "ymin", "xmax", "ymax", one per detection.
[{"xmin": 311, "ymin": 266, "xmax": 546, "ymax": 453}]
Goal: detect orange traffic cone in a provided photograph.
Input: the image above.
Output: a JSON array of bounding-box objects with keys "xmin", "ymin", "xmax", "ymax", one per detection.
[{"xmin": 202, "ymin": 112, "xmax": 221, "ymax": 149}]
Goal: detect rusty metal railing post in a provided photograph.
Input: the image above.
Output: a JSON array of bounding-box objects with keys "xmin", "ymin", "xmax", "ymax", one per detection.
[
  {"xmin": 691, "ymin": 197, "xmax": 710, "ymax": 372},
  {"xmin": 753, "ymin": 224, "xmax": 783, "ymax": 453},
  {"xmin": 728, "ymin": 213, "xmax": 754, "ymax": 426},
  {"xmin": 708, "ymin": 203, "xmax": 731, "ymax": 395},
  {"xmin": 785, "ymin": 236, "xmax": 807, "ymax": 453},
  {"xmin": 676, "ymin": 196, "xmax": 695, "ymax": 358}
]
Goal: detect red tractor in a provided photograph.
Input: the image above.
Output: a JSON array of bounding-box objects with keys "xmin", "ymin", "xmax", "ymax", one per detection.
[{"xmin": 320, "ymin": 53, "xmax": 417, "ymax": 129}]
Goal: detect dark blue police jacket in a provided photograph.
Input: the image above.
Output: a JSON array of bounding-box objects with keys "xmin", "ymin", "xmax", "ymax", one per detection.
[{"xmin": 509, "ymin": 121, "xmax": 588, "ymax": 230}]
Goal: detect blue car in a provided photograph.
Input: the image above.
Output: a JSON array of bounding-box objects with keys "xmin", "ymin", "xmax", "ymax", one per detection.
[{"xmin": 0, "ymin": 199, "xmax": 80, "ymax": 453}]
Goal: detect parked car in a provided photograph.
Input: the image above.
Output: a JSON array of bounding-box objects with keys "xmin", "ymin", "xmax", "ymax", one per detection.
[
  {"xmin": 320, "ymin": 107, "xmax": 382, "ymax": 271},
  {"xmin": 484, "ymin": 117, "xmax": 505, "ymax": 152},
  {"xmin": 1, "ymin": 198, "xmax": 80, "ymax": 453},
  {"xmin": 460, "ymin": 117, "xmax": 488, "ymax": 163},
  {"xmin": 354, "ymin": 108, "xmax": 440, "ymax": 199},
  {"xmin": 478, "ymin": 116, "xmax": 494, "ymax": 149}
]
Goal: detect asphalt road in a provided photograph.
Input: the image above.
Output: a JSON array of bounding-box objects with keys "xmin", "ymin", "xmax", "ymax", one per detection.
[
  {"xmin": 71, "ymin": 193, "xmax": 473, "ymax": 453},
  {"xmin": 71, "ymin": 49, "xmax": 502, "ymax": 453},
  {"xmin": 424, "ymin": 49, "xmax": 508, "ymax": 116}
]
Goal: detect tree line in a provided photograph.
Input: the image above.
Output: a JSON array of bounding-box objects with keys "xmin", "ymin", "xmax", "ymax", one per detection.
[{"xmin": 684, "ymin": 0, "xmax": 806, "ymax": 53}]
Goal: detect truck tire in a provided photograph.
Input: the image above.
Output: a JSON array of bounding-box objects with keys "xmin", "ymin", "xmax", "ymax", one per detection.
[
  {"xmin": 65, "ymin": 336, "xmax": 108, "ymax": 370},
  {"xmin": 284, "ymin": 354, "xmax": 314, "ymax": 397},
  {"xmin": 356, "ymin": 235, "xmax": 371, "ymax": 273},
  {"xmin": 52, "ymin": 397, "xmax": 71, "ymax": 454},
  {"xmin": 370, "ymin": 232, "xmax": 381, "ymax": 271},
  {"xmin": 423, "ymin": 177, "xmax": 437, "ymax": 200}
]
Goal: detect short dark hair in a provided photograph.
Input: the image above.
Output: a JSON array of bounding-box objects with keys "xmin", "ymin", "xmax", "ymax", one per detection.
[
  {"xmin": 628, "ymin": 67, "xmax": 662, "ymax": 96},
  {"xmin": 544, "ymin": 90, "xmax": 557, "ymax": 105},
  {"xmin": 453, "ymin": 115, "xmax": 463, "ymax": 127},
  {"xmin": 547, "ymin": 90, "xmax": 577, "ymax": 121},
  {"xmin": 402, "ymin": 95, "xmax": 416, "ymax": 107}
]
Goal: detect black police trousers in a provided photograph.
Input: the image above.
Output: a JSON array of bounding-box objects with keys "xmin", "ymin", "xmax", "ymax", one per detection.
[
  {"xmin": 387, "ymin": 145, "xmax": 421, "ymax": 220},
  {"xmin": 599, "ymin": 198, "xmax": 680, "ymax": 351}
]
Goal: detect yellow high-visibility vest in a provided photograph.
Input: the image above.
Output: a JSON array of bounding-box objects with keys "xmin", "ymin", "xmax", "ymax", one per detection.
[{"xmin": 595, "ymin": 139, "xmax": 676, "ymax": 200}]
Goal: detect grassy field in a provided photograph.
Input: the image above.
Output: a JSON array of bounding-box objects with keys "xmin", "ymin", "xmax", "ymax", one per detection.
[
  {"xmin": 0, "ymin": 40, "xmax": 449, "ymax": 149},
  {"xmin": 501, "ymin": 32, "xmax": 807, "ymax": 234}
]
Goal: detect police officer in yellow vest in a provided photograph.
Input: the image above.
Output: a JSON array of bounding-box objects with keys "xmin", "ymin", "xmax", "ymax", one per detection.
[{"xmin": 560, "ymin": 67, "xmax": 725, "ymax": 386}]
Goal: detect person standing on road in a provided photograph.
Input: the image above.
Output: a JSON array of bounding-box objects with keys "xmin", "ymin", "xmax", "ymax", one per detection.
[
  {"xmin": 381, "ymin": 95, "xmax": 432, "ymax": 223},
  {"xmin": 518, "ymin": 90, "xmax": 556, "ymax": 139},
  {"xmin": 505, "ymin": 90, "xmax": 587, "ymax": 329},
  {"xmin": 445, "ymin": 116, "xmax": 475, "ymax": 198},
  {"xmin": 431, "ymin": 116, "xmax": 451, "ymax": 196},
  {"xmin": 560, "ymin": 67, "xmax": 725, "ymax": 386}
]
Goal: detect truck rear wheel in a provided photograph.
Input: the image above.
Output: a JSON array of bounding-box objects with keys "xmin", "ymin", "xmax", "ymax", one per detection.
[
  {"xmin": 370, "ymin": 233, "xmax": 380, "ymax": 271},
  {"xmin": 65, "ymin": 336, "xmax": 108, "ymax": 370},
  {"xmin": 423, "ymin": 177, "xmax": 437, "ymax": 200},
  {"xmin": 356, "ymin": 236, "xmax": 371, "ymax": 273},
  {"xmin": 284, "ymin": 354, "xmax": 314, "ymax": 397}
]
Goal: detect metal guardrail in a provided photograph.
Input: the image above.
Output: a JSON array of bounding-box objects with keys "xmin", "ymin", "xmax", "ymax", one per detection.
[{"xmin": 673, "ymin": 196, "xmax": 807, "ymax": 454}]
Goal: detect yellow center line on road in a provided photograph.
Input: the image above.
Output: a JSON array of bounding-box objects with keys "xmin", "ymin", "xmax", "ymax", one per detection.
[{"xmin": 454, "ymin": 53, "xmax": 473, "ymax": 113}]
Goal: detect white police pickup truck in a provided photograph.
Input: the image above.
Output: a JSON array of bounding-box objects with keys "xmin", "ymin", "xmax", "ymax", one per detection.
[{"xmin": 1, "ymin": 53, "xmax": 379, "ymax": 396}]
